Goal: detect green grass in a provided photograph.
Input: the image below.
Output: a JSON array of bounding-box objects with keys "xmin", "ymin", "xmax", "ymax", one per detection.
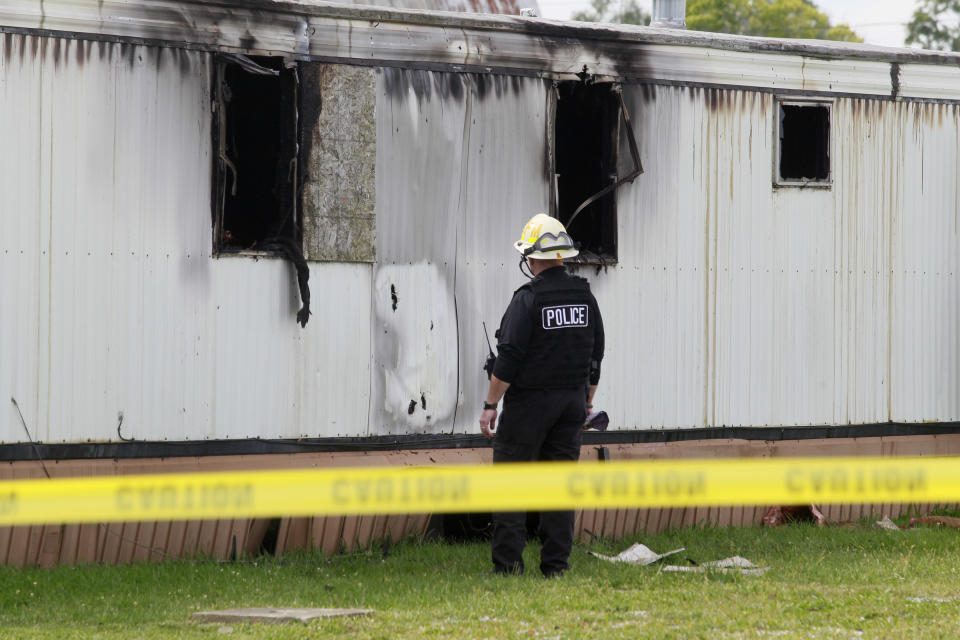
[{"xmin": 1, "ymin": 519, "xmax": 959, "ymax": 639}]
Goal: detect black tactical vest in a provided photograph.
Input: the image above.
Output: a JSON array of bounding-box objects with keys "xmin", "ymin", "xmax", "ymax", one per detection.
[{"xmin": 511, "ymin": 270, "xmax": 596, "ymax": 389}]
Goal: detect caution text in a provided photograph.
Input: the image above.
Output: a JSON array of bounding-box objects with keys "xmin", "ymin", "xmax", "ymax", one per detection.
[
  {"xmin": 784, "ymin": 467, "xmax": 927, "ymax": 496},
  {"xmin": 115, "ymin": 483, "xmax": 254, "ymax": 513},
  {"xmin": 567, "ymin": 470, "xmax": 707, "ymax": 500},
  {"xmin": 331, "ymin": 475, "xmax": 470, "ymax": 507}
]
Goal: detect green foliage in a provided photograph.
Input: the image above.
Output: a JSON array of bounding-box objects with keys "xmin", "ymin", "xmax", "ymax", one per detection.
[
  {"xmin": 685, "ymin": 0, "xmax": 863, "ymax": 41},
  {"xmin": 906, "ymin": 0, "xmax": 960, "ymax": 51},
  {"xmin": 571, "ymin": 0, "xmax": 650, "ymax": 25}
]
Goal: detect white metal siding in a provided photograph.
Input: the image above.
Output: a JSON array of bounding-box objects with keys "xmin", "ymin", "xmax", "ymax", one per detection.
[
  {"xmin": 0, "ymin": 35, "xmax": 372, "ymax": 443},
  {"xmin": 596, "ymin": 87, "xmax": 960, "ymax": 430},
  {"xmin": 372, "ymin": 71, "xmax": 550, "ymax": 434},
  {"xmin": 888, "ymin": 102, "xmax": 960, "ymax": 422},
  {"xmin": 4, "ymin": 30, "xmax": 960, "ymax": 444}
]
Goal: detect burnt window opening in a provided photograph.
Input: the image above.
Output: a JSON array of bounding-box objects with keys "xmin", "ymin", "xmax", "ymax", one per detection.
[
  {"xmin": 212, "ymin": 54, "xmax": 312, "ymax": 327},
  {"xmin": 554, "ymin": 81, "xmax": 629, "ymax": 264},
  {"xmin": 213, "ymin": 55, "xmax": 301, "ymax": 252},
  {"xmin": 777, "ymin": 101, "xmax": 831, "ymax": 186}
]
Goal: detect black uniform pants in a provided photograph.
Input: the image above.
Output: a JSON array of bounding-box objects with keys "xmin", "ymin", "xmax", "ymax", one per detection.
[{"xmin": 491, "ymin": 387, "xmax": 585, "ymax": 576}]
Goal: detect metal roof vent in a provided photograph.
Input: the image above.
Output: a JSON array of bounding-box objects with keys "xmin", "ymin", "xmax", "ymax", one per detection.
[{"xmin": 651, "ymin": 0, "xmax": 686, "ymax": 29}]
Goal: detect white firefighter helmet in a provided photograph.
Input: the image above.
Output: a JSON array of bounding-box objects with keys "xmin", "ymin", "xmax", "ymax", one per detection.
[{"xmin": 513, "ymin": 213, "xmax": 579, "ymax": 260}]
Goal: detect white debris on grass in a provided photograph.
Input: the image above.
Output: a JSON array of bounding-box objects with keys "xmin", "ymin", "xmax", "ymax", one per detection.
[
  {"xmin": 663, "ymin": 556, "xmax": 770, "ymax": 576},
  {"xmin": 907, "ymin": 596, "xmax": 957, "ymax": 603},
  {"xmin": 588, "ymin": 543, "xmax": 685, "ymax": 565},
  {"xmin": 192, "ymin": 608, "xmax": 373, "ymax": 624},
  {"xmin": 610, "ymin": 611, "xmax": 650, "ymax": 628},
  {"xmin": 874, "ymin": 516, "xmax": 900, "ymax": 531},
  {"xmin": 720, "ymin": 628, "xmax": 863, "ymax": 639}
]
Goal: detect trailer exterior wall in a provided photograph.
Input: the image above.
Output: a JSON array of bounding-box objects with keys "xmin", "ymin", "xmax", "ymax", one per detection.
[
  {"xmin": 372, "ymin": 70, "xmax": 551, "ymax": 433},
  {"xmin": 0, "ymin": 36, "xmax": 372, "ymax": 443},
  {"xmin": 3, "ymin": 27, "xmax": 960, "ymax": 444},
  {"xmin": 600, "ymin": 86, "xmax": 960, "ymax": 430}
]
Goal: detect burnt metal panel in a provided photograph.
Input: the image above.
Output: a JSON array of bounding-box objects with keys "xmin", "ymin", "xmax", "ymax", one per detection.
[
  {"xmin": 371, "ymin": 69, "xmax": 550, "ymax": 436},
  {"xmin": 0, "ymin": 34, "xmax": 372, "ymax": 445}
]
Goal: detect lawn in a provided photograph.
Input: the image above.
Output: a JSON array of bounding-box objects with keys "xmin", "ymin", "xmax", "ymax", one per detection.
[{"xmin": 1, "ymin": 517, "xmax": 958, "ymax": 639}]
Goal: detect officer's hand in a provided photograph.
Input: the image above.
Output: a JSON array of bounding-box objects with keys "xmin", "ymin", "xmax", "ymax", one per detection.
[{"xmin": 479, "ymin": 409, "xmax": 498, "ymax": 439}]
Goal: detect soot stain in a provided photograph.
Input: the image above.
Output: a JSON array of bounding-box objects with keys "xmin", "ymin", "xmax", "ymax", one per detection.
[
  {"xmin": 473, "ymin": 73, "xmax": 490, "ymax": 101},
  {"xmin": 382, "ymin": 67, "xmax": 526, "ymax": 104},
  {"xmin": 2, "ymin": 33, "xmax": 12, "ymax": 66},
  {"xmin": 239, "ymin": 31, "xmax": 257, "ymax": 52},
  {"xmin": 298, "ymin": 63, "xmax": 324, "ymax": 211},
  {"xmin": 52, "ymin": 38, "xmax": 61, "ymax": 69},
  {"xmin": 121, "ymin": 42, "xmax": 136, "ymax": 68},
  {"xmin": 177, "ymin": 48, "xmax": 192, "ymax": 74},
  {"xmin": 639, "ymin": 82, "xmax": 657, "ymax": 103},
  {"xmin": 446, "ymin": 72, "xmax": 465, "ymax": 101},
  {"xmin": 518, "ymin": 21, "xmax": 652, "ymax": 82},
  {"xmin": 707, "ymin": 87, "xmax": 720, "ymax": 112},
  {"xmin": 75, "ymin": 39, "xmax": 88, "ymax": 67}
]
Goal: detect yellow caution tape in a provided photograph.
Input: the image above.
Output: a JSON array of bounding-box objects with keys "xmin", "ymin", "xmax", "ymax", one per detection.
[{"xmin": 0, "ymin": 456, "xmax": 958, "ymax": 525}]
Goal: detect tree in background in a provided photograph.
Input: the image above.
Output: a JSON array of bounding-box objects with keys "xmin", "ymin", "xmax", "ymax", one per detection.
[
  {"xmin": 571, "ymin": 0, "xmax": 650, "ymax": 25},
  {"xmin": 906, "ymin": 0, "xmax": 960, "ymax": 51},
  {"xmin": 572, "ymin": 0, "xmax": 862, "ymax": 43},
  {"xmin": 686, "ymin": 0, "xmax": 861, "ymax": 41}
]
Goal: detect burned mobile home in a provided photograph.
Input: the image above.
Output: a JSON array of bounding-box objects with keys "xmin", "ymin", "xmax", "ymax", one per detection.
[{"xmin": 2, "ymin": 0, "xmax": 960, "ymax": 565}]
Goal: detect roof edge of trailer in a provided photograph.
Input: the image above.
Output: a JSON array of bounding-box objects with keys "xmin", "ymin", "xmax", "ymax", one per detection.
[{"xmin": 2, "ymin": 0, "xmax": 960, "ymax": 69}]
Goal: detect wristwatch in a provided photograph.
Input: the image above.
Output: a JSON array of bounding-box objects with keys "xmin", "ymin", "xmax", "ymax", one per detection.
[{"xmin": 482, "ymin": 401, "xmax": 498, "ymax": 411}]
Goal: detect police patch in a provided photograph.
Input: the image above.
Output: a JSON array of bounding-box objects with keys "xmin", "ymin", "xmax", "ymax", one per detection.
[{"xmin": 542, "ymin": 304, "xmax": 589, "ymax": 330}]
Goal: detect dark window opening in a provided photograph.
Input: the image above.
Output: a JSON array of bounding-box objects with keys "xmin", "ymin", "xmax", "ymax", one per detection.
[
  {"xmin": 212, "ymin": 55, "xmax": 312, "ymax": 327},
  {"xmin": 213, "ymin": 55, "xmax": 300, "ymax": 251},
  {"xmin": 778, "ymin": 103, "xmax": 830, "ymax": 183},
  {"xmin": 555, "ymin": 81, "xmax": 620, "ymax": 262}
]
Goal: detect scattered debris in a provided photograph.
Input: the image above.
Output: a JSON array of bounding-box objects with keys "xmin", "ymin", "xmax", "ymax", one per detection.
[
  {"xmin": 909, "ymin": 515, "xmax": 960, "ymax": 529},
  {"xmin": 762, "ymin": 505, "xmax": 825, "ymax": 527},
  {"xmin": 663, "ymin": 556, "xmax": 769, "ymax": 576},
  {"xmin": 192, "ymin": 608, "xmax": 373, "ymax": 624},
  {"xmin": 907, "ymin": 596, "xmax": 957, "ymax": 604},
  {"xmin": 874, "ymin": 516, "xmax": 901, "ymax": 531},
  {"xmin": 588, "ymin": 542, "xmax": 684, "ymax": 565},
  {"xmin": 217, "ymin": 626, "xmax": 234, "ymax": 635}
]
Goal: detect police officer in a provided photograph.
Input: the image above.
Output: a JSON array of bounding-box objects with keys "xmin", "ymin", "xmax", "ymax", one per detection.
[{"xmin": 479, "ymin": 213, "xmax": 605, "ymax": 577}]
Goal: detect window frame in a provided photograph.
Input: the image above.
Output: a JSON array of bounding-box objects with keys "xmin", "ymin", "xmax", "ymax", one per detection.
[
  {"xmin": 552, "ymin": 80, "xmax": 640, "ymax": 266},
  {"xmin": 211, "ymin": 54, "xmax": 302, "ymax": 257},
  {"xmin": 773, "ymin": 97, "xmax": 834, "ymax": 189}
]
